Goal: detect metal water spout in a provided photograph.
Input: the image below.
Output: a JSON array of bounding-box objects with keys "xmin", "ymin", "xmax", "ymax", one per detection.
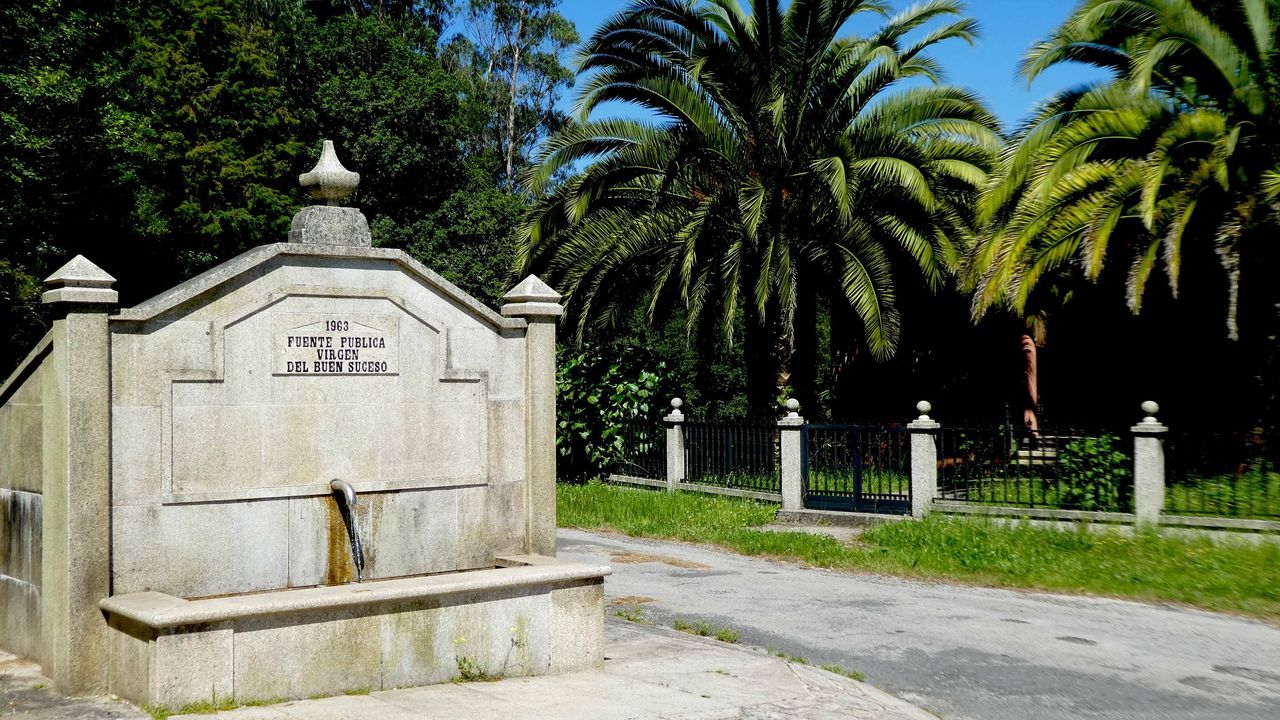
[
  {"xmin": 330, "ymin": 478, "xmax": 357, "ymax": 508},
  {"xmin": 329, "ymin": 479, "xmax": 365, "ymax": 582}
]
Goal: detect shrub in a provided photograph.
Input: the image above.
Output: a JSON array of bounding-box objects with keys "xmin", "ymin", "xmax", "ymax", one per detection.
[{"xmin": 1057, "ymin": 434, "xmax": 1131, "ymax": 511}]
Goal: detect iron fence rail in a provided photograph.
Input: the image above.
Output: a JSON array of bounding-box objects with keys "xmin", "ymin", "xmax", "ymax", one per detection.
[
  {"xmin": 615, "ymin": 420, "xmax": 665, "ymax": 480},
  {"xmin": 803, "ymin": 424, "xmax": 910, "ymax": 513},
  {"xmin": 683, "ymin": 421, "xmax": 780, "ymax": 492},
  {"xmin": 935, "ymin": 426, "xmax": 1132, "ymax": 512},
  {"xmin": 1165, "ymin": 431, "xmax": 1280, "ymax": 519}
]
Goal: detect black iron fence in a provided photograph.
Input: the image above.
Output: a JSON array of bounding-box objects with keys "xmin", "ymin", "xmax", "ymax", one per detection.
[
  {"xmin": 614, "ymin": 420, "xmax": 666, "ymax": 479},
  {"xmin": 936, "ymin": 426, "xmax": 1133, "ymax": 512},
  {"xmin": 803, "ymin": 425, "xmax": 910, "ymax": 513},
  {"xmin": 1165, "ymin": 431, "xmax": 1280, "ymax": 519},
  {"xmin": 683, "ymin": 421, "xmax": 780, "ymax": 493}
]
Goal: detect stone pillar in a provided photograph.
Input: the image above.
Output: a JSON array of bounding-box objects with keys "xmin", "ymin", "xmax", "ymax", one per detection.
[
  {"xmin": 664, "ymin": 398, "xmax": 686, "ymax": 491},
  {"xmin": 39, "ymin": 256, "xmax": 117, "ymax": 693},
  {"xmin": 1132, "ymin": 400, "xmax": 1167, "ymax": 527},
  {"xmin": 907, "ymin": 401, "xmax": 940, "ymax": 519},
  {"xmin": 778, "ymin": 399, "xmax": 804, "ymax": 511},
  {"xmin": 502, "ymin": 276, "xmax": 563, "ymax": 557}
]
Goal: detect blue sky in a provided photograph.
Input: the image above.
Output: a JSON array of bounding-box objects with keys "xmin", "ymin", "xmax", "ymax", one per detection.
[{"xmin": 552, "ymin": 0, "xmax": 1106, "ymax": 130}]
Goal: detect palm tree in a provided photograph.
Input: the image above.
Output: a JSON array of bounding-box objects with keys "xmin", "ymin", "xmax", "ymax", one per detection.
[
  {"xmin": 518, "ymin": 0, "xmax": 999, "ymax": 416},
  {"xmin": 972, "ymin": 0, "xmax": 1280, "ymax": 343}
]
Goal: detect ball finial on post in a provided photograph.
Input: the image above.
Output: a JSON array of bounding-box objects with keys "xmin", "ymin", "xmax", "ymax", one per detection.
[
  {"xmin": 670, "ymin": 397, "xmax": 683, "ymax": 417},
  {"xmin": 785, "ymin": 398, "xmax": 800, "ymax": 418},
  {"xmin": 1140, "ymin": 400, "xmax": 1159, "ymax": 424},
  {"xmin": 916, "ymin": 400, "xmax": 932, "ymax": 420}
]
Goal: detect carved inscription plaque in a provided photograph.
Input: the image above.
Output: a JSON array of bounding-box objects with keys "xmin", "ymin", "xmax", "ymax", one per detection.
[{"xmin": 273, "ymin": 313, "xmax": 399, "ymax": 375}]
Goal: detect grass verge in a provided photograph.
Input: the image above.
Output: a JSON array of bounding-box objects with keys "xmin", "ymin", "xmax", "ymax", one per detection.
[{"xmin": 560, "ymin": 482, "xmax": 1280, "ymax": 620}]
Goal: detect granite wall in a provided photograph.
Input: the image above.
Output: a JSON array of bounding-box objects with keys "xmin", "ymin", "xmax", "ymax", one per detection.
[
  {"xmin": 108, "ymin": 246, "xmax": 533, "ymax": 599},
  {"xmin": 0, "ymin": 339, "xmax": 50, "ymax": 661}
]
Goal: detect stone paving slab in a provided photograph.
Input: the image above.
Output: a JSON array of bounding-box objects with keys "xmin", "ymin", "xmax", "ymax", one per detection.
[
  {"xmin": 0, "ymin": 652, "xmax": 145, "ymax": 719},
  {"xmin": 175, "ymin": 621, "xmax": 935, "ymax": 720},
  {"xmin": 0, "ymin": 624, "xmax": 932, "ymax": 720}
]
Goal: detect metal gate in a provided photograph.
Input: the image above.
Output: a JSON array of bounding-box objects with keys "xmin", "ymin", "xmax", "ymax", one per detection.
[{"xmin": 802, "ymin": 424, "xmax": 911, "ymax": 514}]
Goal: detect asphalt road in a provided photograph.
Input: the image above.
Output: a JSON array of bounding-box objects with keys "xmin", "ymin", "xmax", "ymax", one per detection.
[{"xmin": 558, "ymin": 528, "xmax": 1280, "ymax": 720}]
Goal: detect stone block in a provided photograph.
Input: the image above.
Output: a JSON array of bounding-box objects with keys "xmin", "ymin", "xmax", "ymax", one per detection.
[
  {"xmin": 0, "ymin": 575, "xmax": 41, "ymax": 659},
  {"xmin": 481, "ymin": 481, "xmax": 527, "ymax": 558},
  {"xmin": 233, "ymin": 610, "xmax": 381, "ymax": 700},
  {"xmin": 548, "ymin": 581, "xmax": 604, "ymax": 673},
  {"xmin": 363, "ymin": 489, "xmax": 461, "ymax": 581},
  {"xmin": 9, "ymin": 404, "xmax": 42, "ymax": 493},
  {"xmin": 288, "ymin": 206, "xmax": 371, "ymax": 247},
  {"xmin": 378, "ymin": 603, "xmax": 453, "ymax": 689},
  {"xmin": 106, "ymin": 616, "xmax": 153, "ymax": 705},
  {"xmin": 152, "ymin": 624, "xmax": 233, "ymax": 707},
  {"xmin": 1, "ymin": 489, "xmax": 41, "ymax": 583},
  {"xmin": 456, "ymin": 485, "xmax": 501, "ymax": 569},
  {"xmin": 171, "ymin": 404, "xmax": 265, "ymax": 494},
  {"xmin": 112, "ymin": 501, "xmax": 289, "ymax": 597},
  {"xmin": 486, "ymin": 399, "xmax": 525, "ymax": 483},
  {"xmin": 111, "ymin": 405, "xmax": 162, "ymax": 506}
]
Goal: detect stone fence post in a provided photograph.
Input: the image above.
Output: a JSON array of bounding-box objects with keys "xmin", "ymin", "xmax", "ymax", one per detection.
[
  {"xmin": 907, "ymin": 401, "xmax": 940, "ymax": 518},
  {"xmin": 778, "ymin": 399, "xmax": 804, "ymax": 511},
  {"xmin": 40, "ymin": 256, "xmax": 117, "ymax": 693},
  {"xmin": 664, "ymin": 398, "xmax": 686, "ymax": 491},
  {"xmin": 501, "ymin": 275, "xmax": 563, "ymax": 557},
  {"xmin": 1132, "ymin": 400, "xmax": 1167, "ymax": 527}
]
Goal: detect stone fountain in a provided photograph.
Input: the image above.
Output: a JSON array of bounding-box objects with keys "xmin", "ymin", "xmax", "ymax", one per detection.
[{"xmin": 0, "ymin": 141, "xmax": 608, "ymax": 708}]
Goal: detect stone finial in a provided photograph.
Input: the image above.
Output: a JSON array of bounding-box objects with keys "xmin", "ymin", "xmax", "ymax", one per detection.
[
  {"xmin": 300, "ymin": 140, "xmax": 360, "ymax": 206},
  {"xmin": 785, "ymin": 398, "xmax": 800, "ymax": 417},
  {"xmin": 1132, "ymin": 400, "xmax": 1166, "ymax": 434},
  {"xmin": 908, "ymin": 399, "xmax": 939, "ymax": 430},
  {"xmin": 1141, "ymin": 400, "xmax": 1159, "ymax": 423},
  {"xmin": 665, "ymin": 397, "xmax": 685, "ymax": 423},
  {"xmin": 501, "ymin": 275, "xmax": 563, "ymax": 319},
  {"xmin": 289, "ymin": 140, "xmax": 371, "ymax": 247},
  {"xmin": 42, "ymin": 255, "xmax": 118, "ymax": 305},
  {"xmin": 916, "ymin": 400, "xmax": 932, "ymax": 420}
]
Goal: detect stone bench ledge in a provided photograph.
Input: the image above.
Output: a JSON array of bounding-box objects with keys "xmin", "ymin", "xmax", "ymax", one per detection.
[{"xmin": 100, "ymin": 557, "xmax": 611, "ymax": 629}]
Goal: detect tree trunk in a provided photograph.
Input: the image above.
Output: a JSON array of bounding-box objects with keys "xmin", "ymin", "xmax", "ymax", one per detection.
[
  {"xmin": 828, "ymin": 299, "xmax": 859, "ymax": 422},
  {"xmin": 503, "ymin": 4, "xmax": 526, "ymax": 192},
  {"xmin": 790, "ymin": 282, "xmax": 819, "ymax": 420},
  {"xmin": 1020, "ymin": 333, "xmax": 1040, "ymax": 433},
  {"xmin": 743, "ymin": 302, "xmax": 783, "ymax": 419}
]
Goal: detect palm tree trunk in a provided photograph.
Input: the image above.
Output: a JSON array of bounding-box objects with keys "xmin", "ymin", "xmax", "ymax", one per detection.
[
  {"xmin": 744, "ymin": 303, "xmax": 783, "ymax": 419},
  {"xmin": 1020, "ymin": 333, "xmax": 1040, "ymax": 433},
  {"xmin": 829, "ymin": 299, "xmax": 859, "ymax": 422},
  {"xmin": 790, "ymin": 282, "xmax": 819, "ymax": 420}
]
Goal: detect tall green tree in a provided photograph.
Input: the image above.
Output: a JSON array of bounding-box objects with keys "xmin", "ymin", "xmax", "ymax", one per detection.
[
  {"xmin": 520, "ymin": 0, "xmax": 999, "ymax": 415},
  {"xmin": 971, "ymin": 0, "xmax": 1280, "ymax": 344},
  {"xmin": 453, "ymin": 0, "xmax": 579, "ymax": 191}
]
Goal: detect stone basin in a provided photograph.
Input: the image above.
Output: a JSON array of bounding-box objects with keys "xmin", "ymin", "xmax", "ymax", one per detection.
[{"xmin": 99, "ymin": 555, "xmax": 608, "ymax": 708}]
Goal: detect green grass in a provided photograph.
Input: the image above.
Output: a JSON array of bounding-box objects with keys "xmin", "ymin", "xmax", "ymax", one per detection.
[
  {"xmin": 671, "ymin": 617, "xmax": 739, "ymax": 643},
  {"xmin": 672, "ymin": 618, "xmax": 713, "ymax": 636},
  {"xmin": 1164, "ymin": 472, "xmax": 1280, "ymax": 519},
  {"xmin": 560, "ymin": 481, "xmax": 1280, "ymax": 619},
  {"xmin": 613, "ymin": 606, "xmax": 652, "ymax": 623},
  {"xmin": 714, "ymin": 626, "xmax": 740, "ymax": 643},
  {"xmin": 821, "ymin": 663, "xmax": 865, "ymax": 681}
]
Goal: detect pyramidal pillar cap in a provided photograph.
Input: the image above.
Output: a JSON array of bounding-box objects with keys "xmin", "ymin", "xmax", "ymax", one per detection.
[
  {"xmin": 501, "ymin": 275, "xmax": 563, "ymax": 319},
  {"xmin": 42, "ymin": 255, "xmax": 118, "ymax": 305},
  {"xmin": 289, "ymin": 140, "xmax": 371, "ymax": 247}
]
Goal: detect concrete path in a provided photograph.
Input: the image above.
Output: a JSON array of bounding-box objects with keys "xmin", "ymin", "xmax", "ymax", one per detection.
[
  {"xmin": 0, "ymin": 652, "xmax": 143, "ymax": 718},
  {"xmin": 0, "ymin": 628, "xmax": 932, "ymax": 719},
  {"xmin": 174, "ymin": 622, "xmax": 929, "ymax": 719},
  {"xmin": 557, "ymin": 528, "xmax": 1280, "ymax": 720}
]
